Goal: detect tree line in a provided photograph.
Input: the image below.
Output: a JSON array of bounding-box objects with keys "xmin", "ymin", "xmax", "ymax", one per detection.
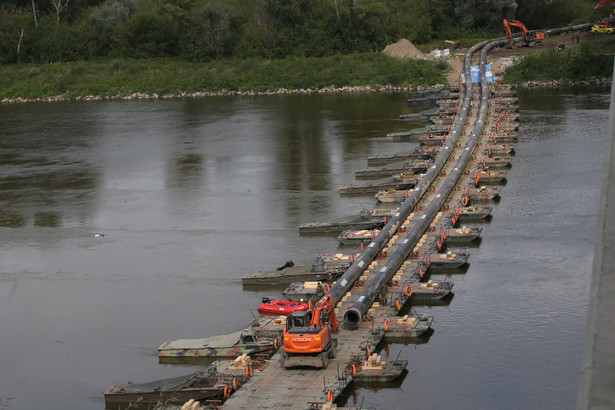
[{"xmin": 0, "ymin": 0, "xmax": 593, "ymax": 65}]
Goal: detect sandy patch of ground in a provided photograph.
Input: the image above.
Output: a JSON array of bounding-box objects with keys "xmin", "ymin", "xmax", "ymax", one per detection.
[{"xmin": 382, "ymin": 39, "xmax": 429, "ymax": 59}]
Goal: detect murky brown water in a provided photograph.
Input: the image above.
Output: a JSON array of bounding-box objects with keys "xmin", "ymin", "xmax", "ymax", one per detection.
[{"xmin": 0, "ymin": 88, "xmax": 609, "ymax": 409}]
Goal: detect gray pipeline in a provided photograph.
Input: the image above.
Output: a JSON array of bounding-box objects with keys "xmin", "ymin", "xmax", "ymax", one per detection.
[
  {"xmin": 317, "ymin": 40, "xmax": 483, "ymax": 322},
  {"xmin": 343, "ymin": 38, "xmax": 509, "ymax": 329}
]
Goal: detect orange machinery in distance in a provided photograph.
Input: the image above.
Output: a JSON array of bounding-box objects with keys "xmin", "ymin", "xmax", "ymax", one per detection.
[{"xmin": 503, "ymin": 19, "xmax": 545, "ymax": 47}]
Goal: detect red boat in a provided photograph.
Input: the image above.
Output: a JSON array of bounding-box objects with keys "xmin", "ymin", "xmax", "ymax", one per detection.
[{"xmin": 258, "ymin": 298, "xmax": 308, "ymax": 316}]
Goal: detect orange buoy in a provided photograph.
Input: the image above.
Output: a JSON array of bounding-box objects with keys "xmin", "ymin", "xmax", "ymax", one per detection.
[
  {"xmin": 245, "ymin": 368, "xmax": 251, "ymax": 379},
  {"xmin": 233, "ymin": 377, "xmax": 239, "ymax": 390},
  {"xmin": 366, "ymin": 345, "xmax": 370, "ymax": 358},
  {"xmin": 323, "ymin": 284, "xmax": 330, "ymax": 293},
  {"xmin": 384, "ymin": 320, "xmax": 388, "ymax": 331},
  {"xmin": 404, "ymin": 286, "xmax": 413, "ymax": 297},
  {"xmin": 224, "ymin": 385, "xmax": 231, "ymax": 398},
  {"xmin": 328, "ymin": 391, "xmax": 334, "ymax": 402},
  {"xmin": 352, "ymin": 364, "xmax": 357, "ymax": 376},
  {"xmin": 419, "ymin": 267, "xmax": 424, "ymax": 277},
  {"xmin": 396, "ymin": 299, "xmax": 402, "ymax": 311}
]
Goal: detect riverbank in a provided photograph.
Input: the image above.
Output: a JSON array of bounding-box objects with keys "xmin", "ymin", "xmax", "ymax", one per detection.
[
  {"xmin": 1, "ymin": 84, "xmax": 444, "ymax": 104},
  {"xmin": 0, "ymin": 53, "xmax": 447, "ymax": 104},
  {"xmin": 2, "ymin": 32, "xmax": 613, "ymax": 104}
]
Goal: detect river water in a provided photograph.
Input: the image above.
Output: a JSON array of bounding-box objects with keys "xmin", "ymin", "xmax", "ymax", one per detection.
[{"xmin": 0, "ymin": 87, "xmax": 609, "ymax": 409}]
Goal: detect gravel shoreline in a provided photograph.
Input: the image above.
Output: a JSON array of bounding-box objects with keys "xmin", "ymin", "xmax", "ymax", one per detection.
[{"xmin": 1, "ymin": 78, "xmax": 611, "ymax": 104}]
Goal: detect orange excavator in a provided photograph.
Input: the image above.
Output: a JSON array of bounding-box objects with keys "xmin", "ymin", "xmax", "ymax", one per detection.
[
  {"xmin": 282, "ymin": 294, "xmax": 338, "ymax": 369},
  {"xmin": 503, "ymin": 19, "xmax": 545, "ymax": 48}
]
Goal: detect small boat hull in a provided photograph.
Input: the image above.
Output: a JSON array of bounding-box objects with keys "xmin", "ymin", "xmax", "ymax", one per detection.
[
  {"xmin": 493, "ymin": 134, "xmax": 518, "ymax": 143},
  {"xmin": 476, "ymin": 171, "xmax": 507, "ymax": 183},
  {"xmin": 457, "ymin": 206, "xmax": 493, "ymax": 221},
  {"xmin": 104, "ymin": 368, "xmax": 231, "ymax": 407},
  {"xmin": 483, "ymin": 156, "xmax": 512, "ymax": 169},
  {"xmin": 353, "ymin": 359, "xmax": 408, "ymax": 383},
  {"xmin": 367, "ymin": 147, "xmax": 436, "ymax": 166},
  {"xmin": 482, "ymin": 144, "xmax": 515, "ymax": 156},
  {"xmin": 468, "ymin": 187, "xmax": 501, "ymax": 202},
  {"xmin": 428, "ymin": 252, "xmax": 469, "ymax": 269},
  {"xmin": 355, "ymin": 160, "xmax": 427, "ymax": 178},
  {"xmin": 158, "ymin": 330, "xmax": 275, "ymax": 358},
  {"xmin": 337, "ymin": 229, "xmax": 378, "ymax": 245},
  {"xmin": 340, "ymin": 174, "xmax": 417, "ymax": 195},
  {"xmin": 383, "ymin": 315, "xmax": 434, "ymax": 338},
  {"xmin": 374, "ymin": 189, "xmax": 413, "ymax": 203},
  {"xmin": 410, "ymin": 281, "xmax": 453, "ymax": 299},
  {"xmin": 445, "ymin": 227, "xmax": 482, "ymax": 243},
  {"xmin": 242, "ymin": 256, "xmax": 349, "ymax": 286},
  {"xmin": 282, "ymin": 281, "xmax": 325, "ymax": 302}
]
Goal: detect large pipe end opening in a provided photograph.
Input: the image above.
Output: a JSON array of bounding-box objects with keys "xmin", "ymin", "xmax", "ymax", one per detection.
[{"xmin": 344, "ymin": 307, "xmax": 362, "ymax": 330}]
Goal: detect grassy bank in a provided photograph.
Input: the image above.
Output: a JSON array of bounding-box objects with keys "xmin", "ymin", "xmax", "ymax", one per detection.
[
  {"xmin": 503, "ymin": 41, "xmax": 615, "ymax": 84},
  {"xmin": 0, "ymin": 53, "xmax": 447, "ymax": 100}
]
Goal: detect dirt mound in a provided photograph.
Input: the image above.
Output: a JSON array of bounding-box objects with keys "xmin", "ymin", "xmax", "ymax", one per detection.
[{"xmin": 383, "ymin": 39, "xmax": 429, "ymax": 60}]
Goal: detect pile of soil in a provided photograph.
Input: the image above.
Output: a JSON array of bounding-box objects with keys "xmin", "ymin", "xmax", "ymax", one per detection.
[{"xmin": 382, "ymin": 39, "xmax": 429, "ymax": 60}]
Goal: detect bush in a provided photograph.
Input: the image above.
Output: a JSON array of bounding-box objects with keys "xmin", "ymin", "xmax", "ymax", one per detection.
[
  {"xmin": 112, "ymin": 8, "xmax": 178, "ymax": 58},
  {"xmin": 89, "ymin": 0, "xmax": 138, "ymax": 43},
  {"xmin": 21, "ymin": 16, "xmax": 97, "ymax": 62}
]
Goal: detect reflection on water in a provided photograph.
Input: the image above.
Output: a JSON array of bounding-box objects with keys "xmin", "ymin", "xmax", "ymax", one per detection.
[{"xmin": 0, "ymin": 87, "xmax": 609, "ymax": 409}]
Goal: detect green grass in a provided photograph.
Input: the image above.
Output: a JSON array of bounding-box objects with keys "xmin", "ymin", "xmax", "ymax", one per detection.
[
  {"xmin": 503, "ymin": 40, "xmax": 615, "ymax": 83},
  {"xmin": 0, "ymin": 53, "xmax": 447, "ymax": 100}
]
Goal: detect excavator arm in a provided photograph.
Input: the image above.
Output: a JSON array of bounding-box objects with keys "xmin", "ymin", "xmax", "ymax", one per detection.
[
  {"xmin": 503, "ymin": 19, "xmax": 528, "ymax": 39},
  {"xmin": 310, "ymin": 294, "xmax": 338, "ymax": 333},
  {"xmin": 503, "ymin": 19, "xmax": 513, "ymax": 40},
  {"xmin": 594, "ymin": 0, "xmax": 615, "ymax": 13}
]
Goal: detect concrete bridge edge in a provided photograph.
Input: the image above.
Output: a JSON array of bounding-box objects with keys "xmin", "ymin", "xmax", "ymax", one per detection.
[{"xmin": 577, "ymin": 57, "xmax": 615, "ymax": 409}]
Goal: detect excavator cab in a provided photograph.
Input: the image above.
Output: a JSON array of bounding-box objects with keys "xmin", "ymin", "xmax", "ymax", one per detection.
[{"xmin": 285, "ymin": 310, "xmax": 319, "ymax": 334}]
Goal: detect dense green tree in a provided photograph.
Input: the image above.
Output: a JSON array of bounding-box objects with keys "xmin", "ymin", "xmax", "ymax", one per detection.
[
  {"xmin": 89, "ymin": 0, "xmax": 138, "ymax": 43},
  {"xmin": 24, "ymin": 15, "xmax": 97, "ymax": 62},
  {"xmin": 0, "ymin": 6, "xmax": 33, "ymax": 63},
  {"xmin": 454, "ymin": 0, "xmax": 518, "ymax": 30},
  {"xmin": 0, "ymin": 0, "xmax": 601, "ymax": 64},
  {"xmin": 515, "ymin": 0, "xmax": 580, "ymax": 29},
  {"xmin": 111, "ymin": 5, "xmax": 178, "ymax": 57},
  {"xmin": 182, "ymin": 2, "xmax": 234, "ymax": 60}
]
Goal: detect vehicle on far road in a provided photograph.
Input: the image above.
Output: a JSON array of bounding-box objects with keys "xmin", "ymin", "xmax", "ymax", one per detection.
[{"xmin": 591, "ymin": 24, "xmax": 615, "ymax": 33}]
